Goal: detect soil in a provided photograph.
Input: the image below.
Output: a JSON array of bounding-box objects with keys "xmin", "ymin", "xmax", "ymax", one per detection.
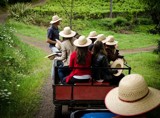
[{"xmin": 0, "ymin": 1, "xmax": 157, "ymax": 118}]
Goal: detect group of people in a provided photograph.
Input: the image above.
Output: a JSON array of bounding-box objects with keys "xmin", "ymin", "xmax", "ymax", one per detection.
[
  {"xmin": 46, "ymin": 15, "xmax": 124, "ymax": 85},
  {"xmin": 46, "ymin": 15, "xmax": 160, "ymax": 118}
]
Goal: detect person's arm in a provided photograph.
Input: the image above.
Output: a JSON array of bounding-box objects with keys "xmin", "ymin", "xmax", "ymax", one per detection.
[
  {"xmin": 54, "ymin": 44, "xmax": 66, "ymax": 61},
  {"xmin": 46, "ymin": 38, "xmax": 57, "ymax": 45}
]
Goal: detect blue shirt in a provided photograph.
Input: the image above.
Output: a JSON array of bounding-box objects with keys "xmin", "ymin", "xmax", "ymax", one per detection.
[{"xmin": 47, "ymin": 25, "xmax": 59, "ymax": 48}]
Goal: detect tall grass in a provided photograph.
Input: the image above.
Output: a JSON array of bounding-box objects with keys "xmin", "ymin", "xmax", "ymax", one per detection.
[{"xmin": 0, "ymin": 24, "xmax": 50, "ymax": 118}]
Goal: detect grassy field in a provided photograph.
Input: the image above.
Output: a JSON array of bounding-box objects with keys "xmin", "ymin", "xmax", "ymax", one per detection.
[{"xmin": 124, "ymin": 52, "xmax": 160, "ymax": 89}]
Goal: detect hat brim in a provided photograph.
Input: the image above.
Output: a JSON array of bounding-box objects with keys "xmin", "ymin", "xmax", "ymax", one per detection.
[
  {"xmin": 88, "ymin": 36, "xmax": 97, "ymax": 39},
  {"xmin": 106, "ymin": 41, "xmax": 118, "ymax": 45},
  {"xmin": 105, "ymin": 87, "xmax": 160, "ymax": 116},
  {"xmin": 45, "ymin": 53, "xmax": 57, "ymax": 60},
  {"xmin": 50, "ymin": 18, "xmax": 62, "ymax": 24},
  {"xmin": 59, "ymin": 31, "xmax": 76, "ymax": 38},
  {"xmin": 73, "ymin": 38, "xmax": 92, "ymax": 47},
  {"xmin": 111, "ymin": 59, "xmax": 124, "ymax": 76}
]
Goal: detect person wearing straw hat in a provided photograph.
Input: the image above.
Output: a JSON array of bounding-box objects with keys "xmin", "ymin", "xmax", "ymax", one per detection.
[
  {"xmin": 46, "ymin": 15, "xmax": 62, "ymax": 53},
  {"xmin": 63, "ymin": 36, "xmax": 92, "ymax": 84},
  {"xmin": 105, "ymin": 74, "xmax": 160, "ymax": 118},
  {"xmin": 87, "ymin": 31, "xmax": 98, "ymax": 51},
  {"xmin": 54, "ymin": 26, "xmax": 76, "ymax": 83},
  {"xmin": 94, "ymin": 34, "xmax": 108, "ymax": 44},
  {"xmin": 105, "ymin": 35, "xmax": 124, "ymax": 63},
  {"xmin": 104, "ymin": 35, "xmax": 126, "ymax": 85}
]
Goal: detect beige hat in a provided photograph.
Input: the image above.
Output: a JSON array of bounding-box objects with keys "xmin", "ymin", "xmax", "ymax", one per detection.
[
  {"xmin": 106, "ymin": 35, "xmax": 118, "ymax": 45},
  {"xmin": 105, "ymin": 74, "xmax": 160, "ymax": 116},
  {"xmin": 88, "ymin": 31, "xmax": 97, "ymax": 39},
  {"xmin": 59, "ymin": 27, "xmax": 76, "ymax": 38},
  {"xmin": 94, "ymin": 34, "xmax": 108, "ymax": 44},
  {"xmin": 50, "ymin": 15, "xmax": 62, "ymax": 24},
  {"xmin": 73, "ymin": 35, "xmax": 92, "ymax": 47},
  {"xmin": 111, "ymin": 58, "xmax": 124, "ymax": 76},
  {"xmin": 45, "ymin": 53, "xmax": 57, "ymax": 60}
]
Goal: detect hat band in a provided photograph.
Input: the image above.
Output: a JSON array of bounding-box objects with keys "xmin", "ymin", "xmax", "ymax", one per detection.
[{"xmin": 119, "ymin": 89, "xmax": 149, "ymax": 103}]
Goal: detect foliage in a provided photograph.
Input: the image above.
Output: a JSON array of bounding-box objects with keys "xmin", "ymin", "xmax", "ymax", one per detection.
[
  {"xmin": 0, "ymin": 24, "xmax": 50, "ymax": 117},
  {"xmin": 138, "ymin": 0, "xmax": 160, "ymax": 34},
  {"xmin": 8, "ymin": 3, "xmax": 31, "ymax": 21},
  {"xmin": 0, "ymin": 24, "xmax": 28, "ymax": 112},
  {"xmin": 154, "ymin": 40, "xmax": 160, "ymax": 63},
  {"xmin": 0, "ymin": 0, "xmax": 7, "ymax": 7}
]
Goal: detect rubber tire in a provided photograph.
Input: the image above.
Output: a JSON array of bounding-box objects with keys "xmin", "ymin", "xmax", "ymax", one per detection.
[{"xmin": 54, "ymin": 104, "xmax": 62, "ymax": 118}]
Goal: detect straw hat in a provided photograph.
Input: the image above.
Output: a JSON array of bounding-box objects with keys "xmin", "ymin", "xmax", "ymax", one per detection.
[
  {"xmin": 59, "ymin": 27, "xmax": 76, "ymax": 38},
  {"xmin": 106, "ymin": 35, "xmax": 118, "ymax": 45},
  {"xmin": 111, "ymin": 58, "xmax": 124, "ymax": 76},
  {"xmin": 87, "ymin": 31, "xmax": 98, "ymax": 39},
  {"xmin": 73, "ymin": 35, "xmax": 92, "ymax": 47},
  {"xmin": 45, "ymin": 53, "xmax": 57, "ymax": 60},
  {"xmin": 50, "ymin": 15, "xmax": 62, "ymax": 24},
  {"xmin": 105, "ymin": 74, "xmax": 160, "ymax": 116},
  {"xmin": 94, "ymin": 34, "xmax": 108, "ymax": 43}
]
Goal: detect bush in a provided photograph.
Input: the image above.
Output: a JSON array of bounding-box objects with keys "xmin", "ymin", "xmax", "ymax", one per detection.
[
  {"xmin": 113, "ymin": 17, "xmax": 129, "ymax": 26},
  {"xmin": 8, "ymin": 3, "xmax": 31, "ymax": 21},
  {"xmin": 0, "ymin": 0, "xmax": 7, "ymax": 7}
]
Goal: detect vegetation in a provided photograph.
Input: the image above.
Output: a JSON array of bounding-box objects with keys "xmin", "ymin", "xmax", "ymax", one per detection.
[
  {"xmin": 0, "ymin": 0, "xmax": 160, "ymax": 117},
  {"xmin": 0, "ymin": 24, "xmax": 50, "ymax": 117}
]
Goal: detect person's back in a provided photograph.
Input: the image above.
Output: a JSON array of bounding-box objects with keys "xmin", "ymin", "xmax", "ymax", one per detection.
[
  {"xmin": 64, "ymin": 36, "xmax": 92, "ymax": 84},
  {"xmin": 54, "ymin": 27, "xmax": 76, "ymax": 82},
  {"xmin": 92, "ymin": 41, "xmax": 112, "ymax": 82}
]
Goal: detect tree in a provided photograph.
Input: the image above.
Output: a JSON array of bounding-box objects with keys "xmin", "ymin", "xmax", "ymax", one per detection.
[
  {"xmin": 109, "ymin": 0, "xmax": 113, "ymax": 18},
  {"xmin": 139, "ymin": 0, "xmax": 160, "ymax": 34}
]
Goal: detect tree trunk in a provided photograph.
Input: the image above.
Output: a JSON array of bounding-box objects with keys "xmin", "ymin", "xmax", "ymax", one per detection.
[{"xmin": 109, "ymin": 0, "xmax": 113, "ymax": 18}]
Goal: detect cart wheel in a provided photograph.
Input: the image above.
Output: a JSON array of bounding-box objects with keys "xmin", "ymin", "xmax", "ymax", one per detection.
[{"xmin": 54, "ymin": 104, "xmax": 62, "ymax": 118}]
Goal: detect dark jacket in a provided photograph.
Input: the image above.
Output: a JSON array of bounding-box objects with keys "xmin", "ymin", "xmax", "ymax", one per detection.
[{"xmin": 91, "ymin": 53, "xmax": 112, "ymax": 81}]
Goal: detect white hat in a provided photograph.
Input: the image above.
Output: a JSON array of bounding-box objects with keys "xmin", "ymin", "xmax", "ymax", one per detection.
[
  {"xmin": 59, "ymin": 27, "xmax": 76, "ymax": 38},
  {"xmin": 87, "ymin": 31, "xmax": 98, "ymax": 39},
  {"xmin": 105, "ymin": 74, "xmax": 160, "ymax": 116},
  {"xmin": 106, "ymin": 35, "xmax": 118, "ymax": 45},
  {"xmin": 94, "ymin": 34, "xmax": 108, "ymax": 43},
  {"xmin": 111, "ymin": 58, "xmax": 124, "ymax": 76},
  {"xmin": 45, "ymin": 53, "xmax": 57, "ymax": 60},
  {"xmin": 73, "ymin": 35, "xmax": 92, "ymax": 47},
  {"xmin": 50, "ymin": 15, "xmax": 62, "ymax": 24}
]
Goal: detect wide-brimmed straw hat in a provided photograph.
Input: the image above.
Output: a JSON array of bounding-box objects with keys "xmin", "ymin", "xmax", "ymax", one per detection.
[
  {"xmin": 59, "ymin": 27, "xmax": 76, "ymax": 38},
  {"xmin": 105, "ymin": 74, "xmax": 160, "ymax": 116},
  {"xmin": 94, "ymin": 34, "xmax": 108, "ymax": 43},
  {"xmin": 73, "ymin": 35, "xmax": 92, "ymax": 47},
  {"xmin": 50, "ymin": 15, "xmax": 62, "ymax": 24},
  {"xmin": 106, "ymin": 35, "xmax": 118, "ymax": 45},
  {"xmin": 87, "ymin": 31, "xmax": 98, "ymax": 39},
  {"xmin": 45, "ymin": 53, "xmax": 57, "ymax": 60},
  {"xmin": 111, "ymin": 58, "xmax": 124, "ymax": 76}
]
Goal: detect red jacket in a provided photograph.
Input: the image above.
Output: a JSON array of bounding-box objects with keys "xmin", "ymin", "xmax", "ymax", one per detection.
[{"xmin": 66, "ymin": 51, "xmax": 92, "ymax": 83}]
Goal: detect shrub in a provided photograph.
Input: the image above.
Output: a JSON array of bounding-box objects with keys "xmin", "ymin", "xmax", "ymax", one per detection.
[
  {"xmin": 8, "ymin": 3, "xmax": 31, "ymax": 21},
  {"xmin": 113, "ymin": 17, "xmax": 128, "ymax": 26}
]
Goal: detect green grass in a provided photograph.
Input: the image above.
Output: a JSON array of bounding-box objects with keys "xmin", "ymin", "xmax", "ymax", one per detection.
[
  {"xmin": 8, "ymin": 19, "xmax": 159, "ymax": 51},
  {"xmin": 8, "ymin": 20, "xmax": 46, "ymax": 40},
  {"xmin": 0, "ymin": 24, "xmax": 51, "ymax": 118},
  {"xmin": 124, "ymin": 52, "xmax": 160, "ymax": 89}
]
